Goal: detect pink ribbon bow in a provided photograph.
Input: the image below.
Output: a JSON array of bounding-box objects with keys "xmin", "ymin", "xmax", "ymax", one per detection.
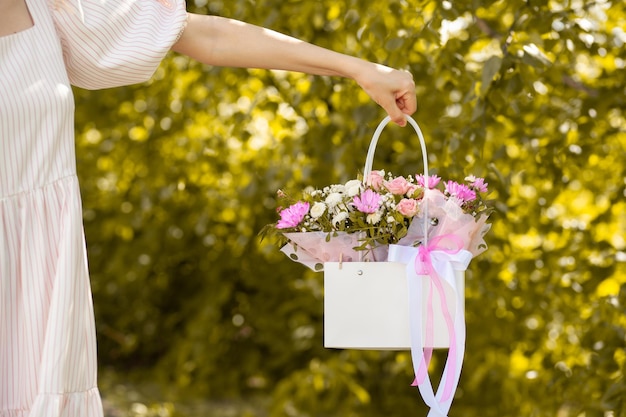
[
  {"xmin": 388, "ymin": 234, "xmax": 472, "ymax": 417},
  {"xmin": 412, "ymin": 235, "xmax": 464, "ymax": 397}
]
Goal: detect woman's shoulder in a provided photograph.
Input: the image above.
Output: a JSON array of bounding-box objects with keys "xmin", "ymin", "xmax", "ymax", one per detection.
[{"xmin": 49, "ymin": 0, "xmax": 187, "ymax": 89}]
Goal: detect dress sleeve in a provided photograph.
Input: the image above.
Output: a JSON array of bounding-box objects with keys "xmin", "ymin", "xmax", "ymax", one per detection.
[{"xmin": 48, "ymin": 0, "xmax": 188, "ymax": 90}]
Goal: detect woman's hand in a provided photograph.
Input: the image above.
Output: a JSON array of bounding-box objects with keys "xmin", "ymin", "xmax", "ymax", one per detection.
[{"xmin": 353, "ymin": 63, "xmax": 416, "ymax": 126}]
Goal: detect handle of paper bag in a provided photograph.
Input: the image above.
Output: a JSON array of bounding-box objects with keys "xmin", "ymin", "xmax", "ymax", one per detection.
[{"xmin": 363, "ymin": 115, "xmax": 430, "ymax": 246}]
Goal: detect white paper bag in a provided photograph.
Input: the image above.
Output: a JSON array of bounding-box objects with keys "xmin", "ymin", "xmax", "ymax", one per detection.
[{"xmin": 323, "ymin": 262, "xmax": 464, "ymax": 350}]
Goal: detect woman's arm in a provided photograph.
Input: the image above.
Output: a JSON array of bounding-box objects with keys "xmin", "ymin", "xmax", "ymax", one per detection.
[{"xmin": 172, "ymin": 14, "xmax": 416, "ymax": 126}]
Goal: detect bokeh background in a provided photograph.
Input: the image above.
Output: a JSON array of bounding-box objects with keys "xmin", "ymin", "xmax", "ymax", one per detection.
[{"xmin": 73, "ymin": 0, "xmax": 625, "ymax": 415}]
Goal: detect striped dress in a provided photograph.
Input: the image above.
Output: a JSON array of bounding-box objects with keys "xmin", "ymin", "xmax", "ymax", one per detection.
[{"xmin": 0, "ymin": 0, "xmax": 187, "ymax": 415}]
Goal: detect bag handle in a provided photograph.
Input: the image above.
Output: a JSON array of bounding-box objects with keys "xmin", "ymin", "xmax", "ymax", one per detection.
[{"xmin": 363, "ymin": 115, "xmax": 430, "ymax": 246}]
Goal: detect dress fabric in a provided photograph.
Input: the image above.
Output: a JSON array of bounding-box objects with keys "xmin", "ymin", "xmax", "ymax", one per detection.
[{"xmin": 0, "ymin": 0, "xmax": 187, "ymax": 415}]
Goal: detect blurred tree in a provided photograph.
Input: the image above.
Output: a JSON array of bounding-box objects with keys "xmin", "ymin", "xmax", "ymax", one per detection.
[{"xmin": 74, "ymin": 0, "xmax": 626, "ymax": 415}]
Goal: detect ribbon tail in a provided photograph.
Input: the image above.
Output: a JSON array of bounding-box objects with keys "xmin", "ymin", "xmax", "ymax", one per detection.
[
  {"xmin": 412, "ymin": 264, "xmax": 466, "ymax": 416},
  {"xmin": 407, "ymin": 266, "xmax": 436, "ymax": 404},
  {"xmin": 434, "ymin": 279, "xmax": 466, "ymax": 414},
  {"xmin": 426, "ymin": 409, "xmax": 449, "ymax": 417},
  {"xmin": 428, "ymin": 271, "xmax": 457, "ymax": 402},
  {"xmin": 391, "ymin": 243, "xmax": 467, "ymax": 417},
  {"xmin": 416, "ymin": 278, "xmax": 435, "ymax": 384}
]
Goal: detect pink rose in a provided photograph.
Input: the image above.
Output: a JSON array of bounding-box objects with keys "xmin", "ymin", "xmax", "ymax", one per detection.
[
  {"xmin": 405, "ymin": 183, "xmax": 420, "ymax": 198},
  {"xmin": 366, "ymin": 170, "xmax": 385, "ymax": 191},
  {"xmin": 383, "ymin": 176, "xmax": 412, "ymax": 195},
  {"xmin": 396, "ymin": 198, "xmax": 419, "ymax": 217}
]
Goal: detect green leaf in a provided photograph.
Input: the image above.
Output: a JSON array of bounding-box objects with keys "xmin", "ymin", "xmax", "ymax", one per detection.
[
  {"xmin": 480, "ymin": 55, "xmax": 503, "ymax": 97},
  {"xmin": 385, "ymin": 37, "xmax": 405, "ymax": 52},
  {"xmin": 521, "ymin": 43, "xmax": 552, "ymax": 68}
]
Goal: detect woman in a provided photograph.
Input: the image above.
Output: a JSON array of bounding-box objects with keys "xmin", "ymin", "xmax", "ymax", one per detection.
[{"xmin": 0, "ymin": 0, "xmax": 416, "ymax": 415}]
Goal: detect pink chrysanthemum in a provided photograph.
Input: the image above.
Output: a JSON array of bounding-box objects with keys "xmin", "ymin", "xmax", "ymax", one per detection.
[
  {"xmin": 470, "ymin": 177, "xmax": 488, "ymax": 193},
  {"xmin": 416, "ymin": 174, "xmax": 441, "ymax": 189},
  {"xmin": 352, "ymin": 189, "xmax": 382, "ymax": 214},
  {"xmin": 445, "ymin": 181, "xmax": 476, "ymax": 202},
  {"xmin": 276, "ymin": 201, "xmax": 310, "ymax": 229}
]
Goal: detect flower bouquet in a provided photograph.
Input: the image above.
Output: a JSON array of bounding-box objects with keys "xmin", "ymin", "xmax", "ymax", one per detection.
[
  {"xmin": 262, "ymin": 171, "xmax": 490, "ymax": 270},
  {"xmin": 262, "ymin": 115, "xmax": 491, "ymax": 417}
]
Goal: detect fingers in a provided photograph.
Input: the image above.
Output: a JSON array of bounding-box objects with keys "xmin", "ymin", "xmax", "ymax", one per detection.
[
  {"xmin": 386, "ymin": 104, "xmax": 408, "ymax": 127},
  {"xmin": 388, "ymin": 72, "xmax": 417, "ymax": 126},
  {"xmin": 385, "ymin": 89, "xmax": 417, "ymax": 127},
  {"xmin": 356, "ymin": 64, "xmax": 417, "ymax": 126},
  {"xmin": 397, "ymin": 89, "xmax": 417, "ymax": 115}
]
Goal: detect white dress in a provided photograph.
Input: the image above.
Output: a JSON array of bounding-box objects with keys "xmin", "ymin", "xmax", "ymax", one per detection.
[{"xmin": 0, "ymin": 0, "xmax": 187, "ymax": 415}]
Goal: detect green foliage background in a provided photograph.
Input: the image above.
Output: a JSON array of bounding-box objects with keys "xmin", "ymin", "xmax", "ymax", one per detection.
[{"xmin": 73, "ymin": 0, "xmax": 626, "ymax": 415}]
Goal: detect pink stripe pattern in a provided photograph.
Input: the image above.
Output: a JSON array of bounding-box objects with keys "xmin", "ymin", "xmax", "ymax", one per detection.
[{"xmin": 0, "ymin": 0, "xmax": 187, "ymax": 416}]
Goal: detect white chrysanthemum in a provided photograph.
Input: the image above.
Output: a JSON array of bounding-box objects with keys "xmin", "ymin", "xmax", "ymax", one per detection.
[
  {"xmin": 310, "ymin": 202, "xmax": 327, "ymax": 219},
  {"xmin": 325, "ymin": 192, "xmax": 344, "ymax": 207},
  {"xmin": 366, "ymin": 211, "xmax": 382, "ymax": 225},
  {"xmin": 332, "ymin": 211, "xmax": 349, "ymax": 226},
  {"xmin": 344, "ymin": 179, "xmax": 362, "ymax": 197}
]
